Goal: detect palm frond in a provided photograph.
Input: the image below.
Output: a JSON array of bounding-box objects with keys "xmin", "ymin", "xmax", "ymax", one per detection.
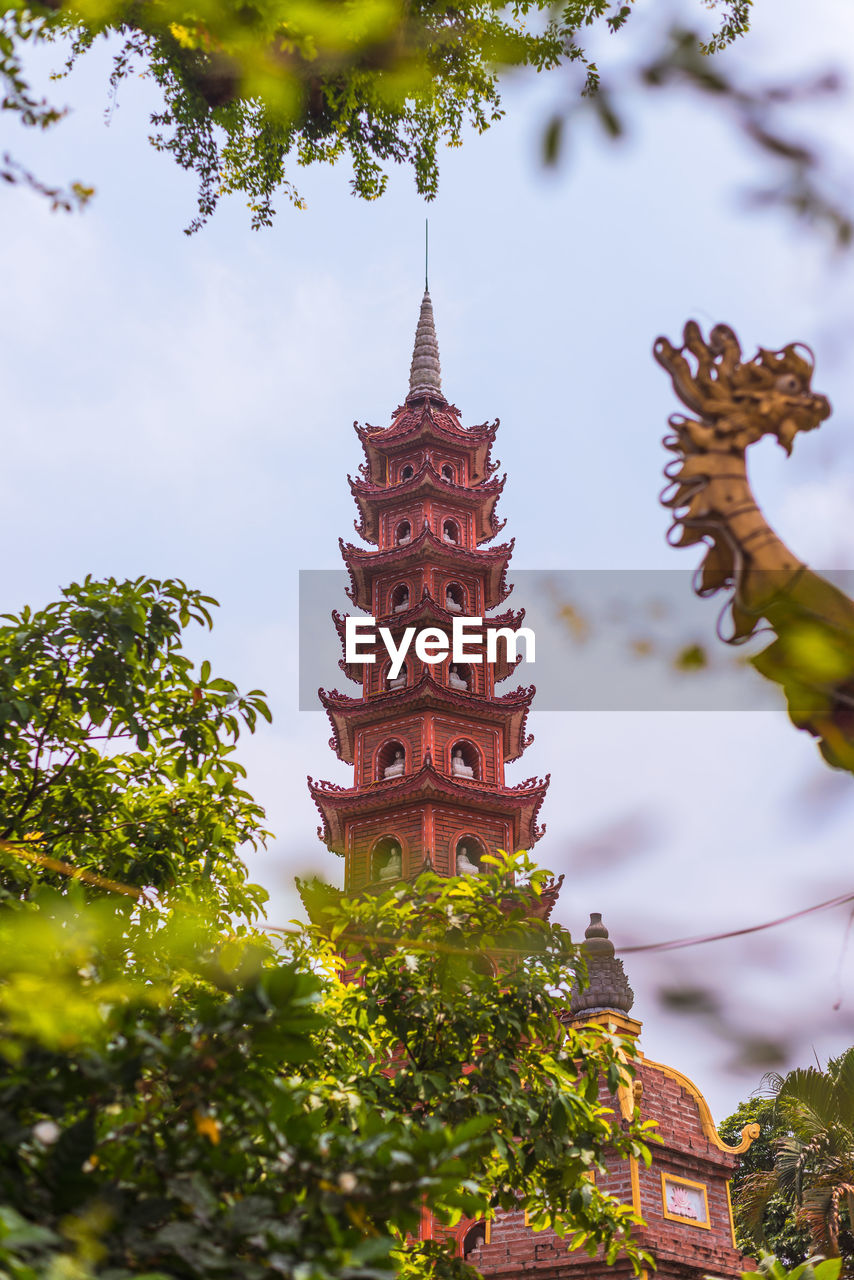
[
  {"xmin": 739, "ymin": 1170, "xmax": 783, "ymax": 1230},
  {"xmin": 801, "ymin": 1187, "xmax": 841, "ymax": 1257},
  {"xmin": 829, "ymin": 1049, "xmax": 854, "ymax": 1133},
  {"xmin": 779, "ymin": 1070, "xmax": 845, "ymax": 1137}
]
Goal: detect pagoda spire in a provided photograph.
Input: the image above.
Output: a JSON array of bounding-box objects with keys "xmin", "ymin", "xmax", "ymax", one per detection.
[{"xmin": 408, "ymin": 290, "xmax": 442, "ymax": 398}]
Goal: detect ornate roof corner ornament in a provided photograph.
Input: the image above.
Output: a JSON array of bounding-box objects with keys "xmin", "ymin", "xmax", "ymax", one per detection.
[
  {"xmin": 408, "ymin": 290, "xmax": 444, "ymax": 400},
  {"xmin": 724, "ymin": 1122, "xmax": 761, "ymax": 1154},
  {"xmin": 656, "ymin": 321, "xmax": 854, "ymax": 772},
  {"xmin": 534, "ymin": 873, "xmax": 564, "ymax": 921},
  {"xmin": 569, "ymin": 913, "xmax": 634, "ymax": 1018}
]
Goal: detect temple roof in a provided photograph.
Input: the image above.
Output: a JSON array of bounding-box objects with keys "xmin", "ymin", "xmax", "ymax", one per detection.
[
  {"xmin": 340, "ymin": 526, "xmax": 514, "ymax": 613},
  {"xmin": 308, "ymin": 760, "xmax": 549, "ymax": 854},
  {"xmin": 331, "ymin": 599, "xmax": 526, "ymax": 684},
  {"xmin": 318, "ymin": 671, "xmax": 536, "ymax": 764},
  {"xmin": 349, "ymin": 461, "xmax": 507, "ymax": 545},
  {"xmin": 355, "ymin": 402, "xmax": 499, "ymax": 486}
]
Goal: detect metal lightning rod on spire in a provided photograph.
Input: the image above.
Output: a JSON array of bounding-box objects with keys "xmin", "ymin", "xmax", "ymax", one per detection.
[{"xmin": 425, "ymin": 218, "xmax": 429, "ymax": 291}]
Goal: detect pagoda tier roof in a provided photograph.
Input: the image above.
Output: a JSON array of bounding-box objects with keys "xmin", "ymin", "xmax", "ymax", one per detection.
[
  {"xmin": 332, "ymin": 598, "xmax": 526, "ymax": 684},
  {"xmin": 530, "ymin": 875, "xmax": 565, "ymax": 922},
  {"xmin": 340, "ymin": 525, "xmax": 514, "ymax": 613},
  {"xmin": 355, "ymin": 398, "xmax": 500, "ymax": 486},
  {"xmin": 349, "ymin": 461, "xmax": 507, "ymax": 546},
  {"xmin": 308, "ymin": 759, "xmax": 549, "ymax": 854},
  {"xmin": 318, "ymin": 671, "xmax": 535, "ymax": 765}
]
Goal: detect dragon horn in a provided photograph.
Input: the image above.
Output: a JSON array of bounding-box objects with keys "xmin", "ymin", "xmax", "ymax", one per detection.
[{"xmin": 652, "ymin": 335, "xmax": 705, "ymax": 414}]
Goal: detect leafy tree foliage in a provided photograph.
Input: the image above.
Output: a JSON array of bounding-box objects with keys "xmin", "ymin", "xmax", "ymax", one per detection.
[
  {"xmin": 724, "ymin": 1051, "xmax": 854, "ymax": 1275},
  {"xmin": 0, "ymin": 860, "xmax": 654, "ymax": 1280},
  {"xmin": 721, "ymin": 1096, "xmax": 813, "ymax": 1267},
  {"xmin": 0, "ymin": 576, "xmax": 271, "ymax": 924},
  {"xmin": 0, "ymin": 578, "xmax": 654, "ymax": 1280},
  {"xmin": 302, "ymin": 852, "xmax": 658, "ymax": 1260},
  {"xmin": 1, "ymin": 0, "xmax": 752, "ymax": 231},
  {"xmin": 0, "ymin": 883, "xmax": 499, "ymax": 1280}
]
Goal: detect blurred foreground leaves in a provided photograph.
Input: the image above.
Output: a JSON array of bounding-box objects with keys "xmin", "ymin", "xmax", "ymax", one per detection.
[
  {"xmin": 544, "ymin": 26, "xmax": 853, "ymax": 249},
  {"xmin": 0, "ymin": 856, "xmax": 655, "ymax": 1279},
  {"xmin": 0, "ymin": 578, "xmax": 654, "ymax": 1279},
  {"xmin": 4, "ymin": 0, "xmax": 849, "ymax": 244},
  {"xmin": 741, "ymin": 1255, "xmax": 844, "ymax": 1280},
  {"xmin": 0, "ymin": 0, "xmax": 760, "ymax": 231}
]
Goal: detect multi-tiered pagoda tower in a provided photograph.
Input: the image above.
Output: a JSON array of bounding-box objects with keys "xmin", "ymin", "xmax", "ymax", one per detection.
[
  {"xmin": 309, "ymin": 291, "xmax": 548, "ymax": 888},
  {"xmin": 307, "ymin": 290, "xmax": 755, "ymax": 1280}
]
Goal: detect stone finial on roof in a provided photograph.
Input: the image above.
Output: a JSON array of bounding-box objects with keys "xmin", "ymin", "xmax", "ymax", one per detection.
[
  {"xmin": 408, "ymin": 290, "xmax": 443, "ymax": 398},
  {"xmin": 569, "ymin": 912, "xmax": 635, "ymax": 1017}
]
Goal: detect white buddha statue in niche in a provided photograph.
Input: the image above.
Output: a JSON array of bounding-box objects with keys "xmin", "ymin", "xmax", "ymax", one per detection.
[
  {"xmin": 393, "ymin": 589, "xmax": 410, "ymax": 613},
  {"xmin": 451, "ymin": 747, "xmax": 474, "ymax": 778},
  {"xmin": 456, "ymin": 845, "xmax": 479, "ymax": 876},
  {"xmin": 448, "ymin": 664, "xmax": 467, "ymax": 690},
  {"xmin": 383, "ymin": 749, "xmax": 405, "ymax": 778},
  {"xmin": 378, "ymin": 844, "xmax": 401, "ymax": 880},
  {"xmin": 442, "ymin": 523, "xmax": 458, "ymax": 544},
  {"xmin": 445, "ymin": 589, "xmax": 462, "ymax": 614}
]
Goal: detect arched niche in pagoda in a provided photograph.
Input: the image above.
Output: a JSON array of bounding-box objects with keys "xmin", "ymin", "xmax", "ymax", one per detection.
[
  {"xmin": 444, "ymin": 581, "xmax": 465, "ymax": 613},
  {"xmin": 399, "ymin": 462, "xmax": 414, "ymax": 482},
  {"xmin": 390, "ymin": 582, "xmax": 410, "ymax": 613},
  {"xmin": 371, "ymin": 834, "xmax": 404, "ymax": 882},
  {"xmin": 454, "ymin": 834, "xmax": 486, "ymax": 874},
  {"xmin": 440, "ymin": 462, "xmax": 455, "ymax": 483},
  {"xmin": 450, "ymin": 740, "xmax": 481, "ymax": 780},
  {"xmin": 461, "ymin": 1222, "xmax": 489, "ymax": 1258},
  {"xmin": 442, "ymin": 517, "xmax": 460, "ymax": 545},
  {"xmin": 384, "ymin": 660, "xmax": 408, "ymax": 691},
  {"xmin": 395, "ymin": 519, "xmax": 412, "ymax": 546},
  {"xmin": 377, "ymin": 739, "xmax": 406, "ymax": 780},
  {"xmin": 447, "ymin": 661, "xmax": 472, "ymax": 692}
]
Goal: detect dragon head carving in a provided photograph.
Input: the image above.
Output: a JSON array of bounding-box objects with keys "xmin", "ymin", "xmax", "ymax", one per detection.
[
  {"xmin": 654, "ymin": 321, "xmax": 830, "ymax": 455},
  {"xmin": 655, "ymin": 321, "xmax": 832, "ymax": 638},
  {"xmin": 656, "ymin": 322, "xmax": 854, "ymax": 773}
]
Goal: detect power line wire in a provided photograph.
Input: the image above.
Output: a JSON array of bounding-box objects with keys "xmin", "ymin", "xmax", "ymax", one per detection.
[{"xmin": 618, "ymin": 887, "xmax": 854, "ymax": 954}]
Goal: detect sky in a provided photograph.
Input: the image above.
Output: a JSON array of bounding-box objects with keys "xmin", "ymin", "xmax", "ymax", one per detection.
[{"xmin": 3, "ymin": 0, "xmax": 854, "ymax": 1117}]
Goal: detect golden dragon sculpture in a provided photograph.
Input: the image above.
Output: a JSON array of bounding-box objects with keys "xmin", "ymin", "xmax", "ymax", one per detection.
[{"xmin": 655, "ymin": 320, "xmax": 854, "ymax": 771}]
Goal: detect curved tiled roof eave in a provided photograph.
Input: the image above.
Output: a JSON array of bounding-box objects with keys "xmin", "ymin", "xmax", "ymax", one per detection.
[
  {"xmin": 308, "ymin": 763, "xmax": 550, "ymax": 852},
  {"xmin": 340, "ymin": 527, "xmax": 515, "ymax": 612},
  {"xmin": 318, "ymin": 672, "xmax": 537, "ymax": 765},
  {"xmin": 354, "ymin": 412, "xmax": 499, "ymax": 485},
  {"xmin": 349, "ymin": 465, "xmax": 507, "ymax": 545}
]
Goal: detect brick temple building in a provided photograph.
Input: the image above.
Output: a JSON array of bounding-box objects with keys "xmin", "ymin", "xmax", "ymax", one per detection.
[{"xmin": 308, "ymin": 291, "xmax": 757, "ymax": 1280}]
